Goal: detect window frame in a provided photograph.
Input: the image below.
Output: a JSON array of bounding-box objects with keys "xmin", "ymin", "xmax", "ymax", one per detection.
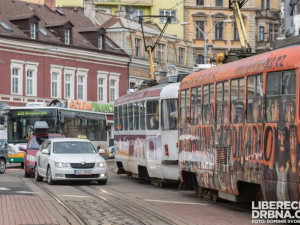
[
  {"xmin": 109, "ymin": 73, "xmax": 120, "ymax": 103},
  {"xmin": 50, "ymin": 65, "xmax": 63, "ymax": 98},
  {"xmin": 230, "ymin": 77, "xmax": 245, "ymax": 124},
  {"xmin": 77, "ymin": 68, "xmax": 88, "ymax": 101},
  {"xmin": 97, "ymin": 71, "xmax": 108, "ymax": 103}
]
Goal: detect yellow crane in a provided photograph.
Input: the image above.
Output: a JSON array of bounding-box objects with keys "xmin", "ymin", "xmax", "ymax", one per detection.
[{"xmin": 215, "ymin": 0, "xmax": 252, "ymax": 65}]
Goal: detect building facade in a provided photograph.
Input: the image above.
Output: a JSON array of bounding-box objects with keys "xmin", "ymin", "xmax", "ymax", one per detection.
[
  {"xmin": 0, "ymin": 0, "xmax": 130, "ymax": 144},
  {"xmin": 183, "ymin": 0, "xmax": 281, "ymax": 64},
  {"xmin": 93, "ymin": 12, "xmax": 194, "ymax": 89}
]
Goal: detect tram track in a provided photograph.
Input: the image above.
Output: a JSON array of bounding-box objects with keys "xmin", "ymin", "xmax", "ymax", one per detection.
[
  {"xmin": 74, "ymin": 185, "xmax": 180, "ymax": 225},
  {"xmin": 21, "ymin": 174, "xmax": 89, "ymax": 225}
]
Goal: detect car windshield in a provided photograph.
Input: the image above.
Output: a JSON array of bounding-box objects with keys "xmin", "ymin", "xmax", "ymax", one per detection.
[
  {"xmin": 53, "ymin": 142, "xmax": 97, "ymax": 154},
  {"xmin": 28, "ymin": 135, "xmax": 62, "ymax": 150}
]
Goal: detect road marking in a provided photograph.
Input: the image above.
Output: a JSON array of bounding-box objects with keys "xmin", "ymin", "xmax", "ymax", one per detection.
[
  {"xmin": 16, "ymin": 191, "xmax": 36, "ymax": 194},
  {"xmin": 59, "ymin": 195, "xmax": 91, "ymax": 198},
  {"xmin": 143, "ymin": 199, "xmax": 210, "ymax": 205},
  {"xmin": 0, "ymin": 187, "xmax": 10, "ymax": 191}
]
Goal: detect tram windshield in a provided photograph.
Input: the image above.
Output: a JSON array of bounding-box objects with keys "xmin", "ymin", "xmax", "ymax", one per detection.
[{"xmin": 161, "ymin": 99, "xmax": 177, "ymax": 130}]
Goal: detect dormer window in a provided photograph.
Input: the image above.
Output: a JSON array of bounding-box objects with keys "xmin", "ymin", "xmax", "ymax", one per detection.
[
  {"xmin": 65, "ymin": 28, "xmax": 70, "ymax": 45},
  {"xmin": 0, "ymin": 21, "xmax": 13, "ymax": 31},
  {"xmin": 98, "ymin": 35, "xmax": 103, "ymax": 50},
  {"xmin": 30, "ymin": 22, "xmax": 36, "ymax": 39}
]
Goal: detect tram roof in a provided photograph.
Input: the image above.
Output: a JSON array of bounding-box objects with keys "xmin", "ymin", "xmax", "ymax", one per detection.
[
  {"xmin": 180, "ymin": 45, "xmax": 300, "ymax": 90},
  {"xmin": 114, "ymin": 82, "xmax": 175, "ymax": 105}
]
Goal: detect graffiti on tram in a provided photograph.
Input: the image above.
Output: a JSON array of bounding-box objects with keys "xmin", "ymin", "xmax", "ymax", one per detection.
[
  {"xmin": 114, "ymin": 135, "xmax": 162, "ymax": 160},
  {"xmin": 179, "ymin": 97, "xmax": 300, "ymax": 201}
]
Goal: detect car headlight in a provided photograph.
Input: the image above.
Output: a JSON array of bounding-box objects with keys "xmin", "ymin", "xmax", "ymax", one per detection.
[
  {"xmin": 8, "ymin": 147, "xmax": 17, "ymax": 155},
  {"xmin": 96, "ymin": 162, "xmax": 106, "ymax": 168},
  {"xmin": 55, "ymin": 162, "xmax": 69, "ymax": 168},
  {"xmin": 26, "ymin": 154, "xmax": 35, "ymax": 162}
]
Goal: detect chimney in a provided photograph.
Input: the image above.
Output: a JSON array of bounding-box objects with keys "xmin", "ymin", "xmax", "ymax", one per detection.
[{"xmin": 44, "ymin": 0, "xmax": 56, "ymax": 11}]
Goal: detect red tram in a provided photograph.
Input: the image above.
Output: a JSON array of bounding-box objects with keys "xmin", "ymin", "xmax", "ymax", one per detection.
[{"xmin": 179, "ymin": 45, "xmax": 300, "ymax": 202}]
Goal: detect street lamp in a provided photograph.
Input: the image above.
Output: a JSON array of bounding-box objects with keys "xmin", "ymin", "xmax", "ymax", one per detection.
[{"xmin": 181, "ymin": 20, "xmax": 233, "ymax": 64}]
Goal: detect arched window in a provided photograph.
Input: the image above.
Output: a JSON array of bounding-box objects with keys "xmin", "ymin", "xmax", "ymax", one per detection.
[{"xmin": 196, "ymin": 55, "xmax": 204, "ymax": 64}]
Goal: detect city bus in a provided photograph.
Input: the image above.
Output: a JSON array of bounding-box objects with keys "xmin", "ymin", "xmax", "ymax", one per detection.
[
  {"xmin": 114, "ymin": 82, "xmax": 179, "ymax": 187},
  {"xmin": 179, "ymin": 45, "xmax": 300, "ymax": 202},
  {"xmin": 4, "ymin": 106, "xmax": 107, "ymax": 166}
]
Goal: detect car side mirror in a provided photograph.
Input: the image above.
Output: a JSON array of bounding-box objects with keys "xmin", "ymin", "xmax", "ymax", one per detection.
[
  {"xmin": 41, "ymin": 149, "xmax": 50, "ymax": 154},
  {"xmin": 98, "ymin": 149, "xmax": 105, "ymax": 154},
  {"xmin": 19, "ymin": 147, "xmax": 26, "ymax": 152}
]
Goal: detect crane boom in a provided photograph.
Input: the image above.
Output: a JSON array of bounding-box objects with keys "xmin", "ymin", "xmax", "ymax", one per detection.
[{"xmin": 229, "ymin": 0, "xmax": 251, "ymax": 52}]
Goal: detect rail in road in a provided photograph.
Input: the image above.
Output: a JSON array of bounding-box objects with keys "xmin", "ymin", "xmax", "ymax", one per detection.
[{"xmin": 29, "ymin": 177, "xmax": 189, "ymax": 225}]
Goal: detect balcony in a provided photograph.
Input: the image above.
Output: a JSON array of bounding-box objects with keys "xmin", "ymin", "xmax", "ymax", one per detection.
[{"xmin": 96, "ymin": 0, "xmax": 153, "ymax": 5}]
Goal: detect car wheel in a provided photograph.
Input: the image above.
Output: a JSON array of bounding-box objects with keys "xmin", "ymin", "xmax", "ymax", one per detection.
[
  {"xmin": 24, "ymin": 169, "xmax": 30, "ymax": 178},
  {"xmin": 34, "ymin": 165, "xmax": 43, "ymax": 182},
  {"xmin": 97, "ymin": 179, "xmax": 107, "ymax": 185},
  {"xmin": 0, "ymin": 158, "xmax": 6, "ymax": 174},
  {"xmin": 47, "ymin": 166, "xmax": 55, "ymax": 185}
]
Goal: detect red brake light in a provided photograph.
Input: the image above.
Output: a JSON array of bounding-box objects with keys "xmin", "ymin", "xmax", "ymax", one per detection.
[{"xmin": 164, "ymin": 144, "xmax": 169, "ymax": 156}]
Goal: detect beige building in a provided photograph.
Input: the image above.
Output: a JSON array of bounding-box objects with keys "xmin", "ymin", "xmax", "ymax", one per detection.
[{"xmin": 183, "ymin": 0, "xmax": 282, "ymax": 64}]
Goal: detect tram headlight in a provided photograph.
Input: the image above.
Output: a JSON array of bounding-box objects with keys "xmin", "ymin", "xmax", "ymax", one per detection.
[
  {"xmin": 55, "ymin": 162, "xmax": 69, "ymax": 168},
  {"xmin": 96, "ymin": 162, "xmax": 106, "ymax": 168},
  {"xmin": 26, "ymin": 154, "xmax": 35, "ymax": 162}
]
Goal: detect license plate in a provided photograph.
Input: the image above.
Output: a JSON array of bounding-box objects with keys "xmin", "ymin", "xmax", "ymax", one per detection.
[{"xmin": 74, "ymin": 170, "xmax": 92, "ymax": 175}]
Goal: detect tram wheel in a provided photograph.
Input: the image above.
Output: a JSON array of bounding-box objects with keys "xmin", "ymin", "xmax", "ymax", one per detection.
[{"xmin": 211, "ymin": 191, "xmax": 218, "ymax": 202}]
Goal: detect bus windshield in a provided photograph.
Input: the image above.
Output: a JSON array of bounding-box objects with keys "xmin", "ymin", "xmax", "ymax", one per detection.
[{"xmin": 7, "ymin": 108, "xmax": 59, "ymax": 143}]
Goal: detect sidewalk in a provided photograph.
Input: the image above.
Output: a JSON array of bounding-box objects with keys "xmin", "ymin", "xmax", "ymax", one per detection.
[{"xmin": 0, "ymin": 164, "xmax": 80, "ymax": 225}]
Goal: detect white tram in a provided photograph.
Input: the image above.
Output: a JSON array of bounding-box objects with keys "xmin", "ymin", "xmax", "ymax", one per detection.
[{"xmin": 113, "ymin": 82, "xmax": 179, "ymax": 186}]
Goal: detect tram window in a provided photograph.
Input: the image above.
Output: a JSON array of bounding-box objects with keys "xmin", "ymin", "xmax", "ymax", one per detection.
[
  {"xmin": 114, "ymin": 107, "xmax": 119, "ymax": 131},
  {"xmin": 128, "ymin": 104, "xmax": 133, "ymax": 130},
  {"xmin": 202, "ymin": 84, "xmax": 214, "ymax": 125},
  {"xmin": 162, "ymin": 99, "xmax": 178, "ymax": 130},
  {"xmin": 266, "ymin": 70, "xmax": 296, "ymax": 123},
  {"xmin": 231, "ymin": 78, "xmax": 244, "ymax": 123},
  {"xmin": 118, "ymin": 106, "xmax": 123, "ymax": 131},
  {"xmin": 123, "ymin": 105, "xmax": 128, "ymax": 131},
  {"xmin": 247, "ymin": 74, "xmax": 263, "ymax": 123},
  {"xmin": 191, "ymin": 87, "xmax": 201, "ymax": 125},
  {"xmin": 216, "ymin": 81, "xmax": 229, "ymax": 124},
  {"xmin": 140, "ymin": 101, "xmax": 145, "ymax": 130},
  {"xmin": 180, "ymin": 89, "xmax": 190, "ymax": 126},
  {"xmin": 134, "ymin": 102, "xmax": 139, "ymax": 130},
  {"xmin": 146, "ymin": 100, "xmax": 159, "ymax": 130}
]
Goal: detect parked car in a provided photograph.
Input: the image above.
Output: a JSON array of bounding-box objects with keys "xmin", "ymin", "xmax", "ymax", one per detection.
[
  {"xmin": 34, "ymin": 138, "xmax": 108, "ymax": 185},
  {"xmin": 0, "ymin": 139, "xmax": 7, "ymax": 174}
]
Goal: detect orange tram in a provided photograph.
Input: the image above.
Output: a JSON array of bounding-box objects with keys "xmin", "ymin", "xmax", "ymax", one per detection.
[{"xmin": 178, "ymin": 45, "xmax": 300, "ymax": 202}]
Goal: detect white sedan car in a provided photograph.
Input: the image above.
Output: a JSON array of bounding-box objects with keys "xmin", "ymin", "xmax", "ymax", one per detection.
[{"xmin": 34, "ymin": 138, "xmax": 107, "ymax": 185}]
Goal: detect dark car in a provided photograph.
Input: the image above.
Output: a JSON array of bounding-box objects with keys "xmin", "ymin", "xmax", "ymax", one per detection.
[
  {"xmin": 0, "ymin": 139, "xmax": 7, "ymax": 174},
  {"xmin": 20, "ymin": 121, "xmax": 65, "ymax": 177}
]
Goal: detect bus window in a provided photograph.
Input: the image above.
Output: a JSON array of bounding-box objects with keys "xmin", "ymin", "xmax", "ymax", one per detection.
[
  {"xmin": 231, "ymin": 78, "xmax": 244, "ymax": 124},
  {"xmin": 216, "ymin": 81, "xmax": 229, "ymax": 124},
  {"xmin": 162, "ymin": 99, "xmax": 178, "ymax": 130},
  {"xmin": 123, "ymin": 105, "xmax": 128, "ymax": 131},
  {"xmin": 140, "ymin": 101, "xmax": 145, "ymax": 130},
  {"xmin": 114, "ymin": 106, "xmax": 119, "ymax": 131},
  {"xmin": 134, "ymin": 102, "xmax": 139, "ymax": 130},
  {"xmin": 247, "ymin": 74, "xmax": 263, "ymax": 123},
  {"xmin": 180, "ymin": 89, "xmax": 190, "ymax": 126},
  {"xmin": 191, "ymin": 87, "xmax": 201, "ymax": 125},
  {"xmin": 266, "ymin": 70, "xmax": 296, "ymax": 123},
  {"xmin": 147, "ymin": 100, "xmax": 159, "ymax": 130},
  {"xmin": 128, "ymin": 103, "xmax": 133, "ymax": 130},
  {"xmin": 203, "ymin": 84, "xmax": 214, "ymax": 125}
]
